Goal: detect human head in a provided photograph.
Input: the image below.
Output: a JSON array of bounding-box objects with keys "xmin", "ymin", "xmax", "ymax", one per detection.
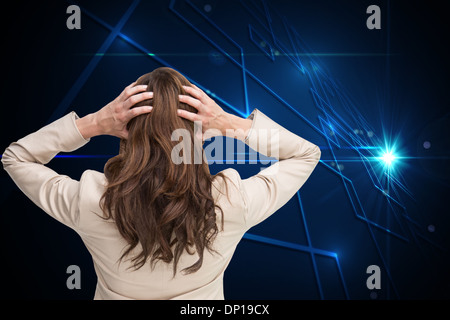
[{"xmin": 101, "ymin": 67, "xmax": 227, "ymax": 275}]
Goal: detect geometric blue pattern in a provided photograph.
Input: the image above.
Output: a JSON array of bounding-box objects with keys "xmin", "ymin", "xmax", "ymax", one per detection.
[
  {"xmin": 56, "ymin": 0, "xmax": 346, "ymax": 299},
  {"xmin": 34, "ymin": 0, "xmax": 446, "ymax": 299}
]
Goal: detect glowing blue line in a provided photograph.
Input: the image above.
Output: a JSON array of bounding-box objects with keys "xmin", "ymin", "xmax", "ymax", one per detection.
[
  {"xmin": 402, "ymin": 214, "xmax": 422, "ymax": 229},
  {"xmin": 347, "ymin": 173, "xmax": 408, "ymax": 241},
  {"xmin": 243, "ymin": 233, "xmax": 337, "ymax": 258},
  {"xmin": 262, "ymin": 0, "xmax": 277, "ymax": 57},
  {"xmin": 171, "ymin": 0, "xmax": 241, "ymax": 67},
  {"xmin": 357, "ymin": 151, "xmax": 384, "ymax": 191},
  {"xmin": 274, "ymin": 34, "xmax": 306, "ymax": 73},
  {"xmin": 311, "ymin": 88, "xmax": 363, "ymax": 145},
  {"xmin": 49, "ymin": 155, "xmax": 278, "ymax": 163},
  {"xmin": 122, "ymin": 32, "xmax": 246, "ymax": 117},
  {"xmin": 316, "ymin": 117, "xmax": 392, "ymax": 200},
  {"xmin": 327, "ymin": 101, "xmax": 372, "ymax": 149},
  {"xmin": 356, "ymin": 146, "xmax": 386, "ymax": 190},
  {"xmin": 328, "ymin": 136, "xmax": 400, "ymax": 297},
  {"xmin": 242, "ymin": 2, "xmax": 307, "ymax": 75},
  {"xmin": 206, "ymin": 160, "xmax": 277, "ymax": 164},
  {"xmin": 171, "ymin": 0, "xmax": 323, "ymax": 134},
  {"xmin": 319, "ymin": 159, "xmax": 407, "ymax": 239},
  {"xmin": 328, "ymin": 130, "xmax": 393, "ymax": 200},
  {"xmin": 67, "ymin": 3, "xmax": 241, "ymax": 120},
  {"xmin": 374, "ymin": 185, "xmax": 406, "ymax": 211},
  {"xmin": 284, "ymin": 14, "xmax": 305, "ymax": 73},
  {"xmin": 167, "ymin": 2, "xmax": 247, "ymax": 117},
  {"xmin": 314, "ymin": 100, "xmax": 354, "ymax": 148},
  {"xmin": 55, "ymin": 155, "xmax": 113, "ymax": 159},
  {"xmin": 377, "ymin": 182, "xmax": 411, "ymax": 239},
  {"xmin": 323, "ymin": 134, "xmax": 401, "ymax": 297},
  {"xmin": 239, "ymin": 0, "xmax": 267, "ymax": 30},
  {"xmin": 241, "ymin": 51, "xmax": 250, "ymax": 117},
  {"xmin": 49, "ymin": 0, "xmax": 141, "ymax": 122},
  {"xmin": 332, "ymin": 82, "xmax": 377, "ymax": 136},
  {"xmin": 54, "ymin": 151, "xmax": 411, "ymax": 243},
  {"xmin": 69, "ymin": 2, "xmax": 249, "ymax": 119},
  {"xmin": 296, "ymin": 192, "xmax": 311, "ymax": 247},
  {"xmin": 269, "ymin": 0, "xmax": 443, "ymax": 293},
  {"xmin": 67, "ymin": 0, "xmax": 443, "ymax": 300},
  {"xmin": 297, "ymin": 192, "xmax": 324, "ymax": 300},
  {"xmin": 185, "ymin": 0, "xmax": 243, "ymax": 49},
  {"xmin": 245, "ymin": 69, "xmax": 323, "ymax": 134},
  {"xmin": 387, "ymin": 173, "xmax": 415, "ymax": 201},
  {"xmin": 319, "ymin": 160, "xmax": 345, "ymax": 177},
  {"xmin": 172, "ymin": 0, "xmax": 250, "ymax": 116},
  {"xmin": 320, "ymin": 159, "xmax": 384, "ymax": 162},
  {"xmin": 318, "ymin": 116, "xmax": 340, "ymax": 147},
  {"xmin": 310, "ymin": 62, "xmax": 333, "ymax": 108},
  {"xmin": 248, "ymin": 24, "xmax": 275, "ymax": 61},
  {"xmin": 416, "ymin": 231, "xmax": 448, "ymax": 253},
  {"xmin": 334, "ymin": 256, "xmax": 350, "ymax": 299},
  {"xmin": 319, "ymin": 146, "xmax": 382, "ymax": 150}
]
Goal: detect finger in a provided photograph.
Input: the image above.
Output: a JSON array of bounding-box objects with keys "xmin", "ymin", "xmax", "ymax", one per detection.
[
  {"xmin": 119, "ymin": 82, "xmax": 137, "ymax": 97},
  {"xmin": 179, "ymin": 94, "xmax": 202, "ymax": 111},
  {"xmin": 122, "ymin": 81, "xmax": 136, "ymax": 92},
  {"xmin": 182, "ymin": 85, "xmax": 204, "ymax": 101},
  {"xmin": 189, "ymin": 83, "xmax": 201, "ymax": 92},
  {"xmin": 126, "ymin": 106, "xmax": 153, "ymax": 121},
  {"xmin": 126, "ymin": 81, "xmax": 136, "ymax": 89},
  {"xmin": 124, "ymin": 91, "xmax": 153, "ymax": 109},
  {"xmin": 188, "ymin": 83, "xmax": 210, "ymax": 101},
  {"xmin": 177, "ymin": 109, "xmax": 200, "ymax": 122},
  {"xmin": 120, "ymin": 84, "xmax": 149, "ymax": 101}
]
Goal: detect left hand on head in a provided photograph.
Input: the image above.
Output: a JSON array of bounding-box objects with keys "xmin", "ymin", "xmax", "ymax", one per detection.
[{"xmin": 94, "ymin": 82, "xmax": 153, "ymax": 139}]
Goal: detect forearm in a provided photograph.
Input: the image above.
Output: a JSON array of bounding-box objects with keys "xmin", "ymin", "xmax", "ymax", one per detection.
[
  {"xmin": 2, "ymin": 112, "xmax": 89, "ymax": 169},
  {"xmin": 239, "ymin": 108, "xmax": 321, "ymax": 226},
  {"xmin": 75, "ymin": 84, "xmax": 153, "ymax": 140},
  {"xmin": 222, "ymin": 112, "xmax": 253, "ymax": 141},
  {"xmin": 243, "ymin": 108, "xmax": 321, "ymax": 162},
  {"xmin": 75, "ymin": 113, "xmax": 102, "ymax": 140},
  {"xmin": 1, "ymin": 112, "xmax": 86, "ymax": 229}
]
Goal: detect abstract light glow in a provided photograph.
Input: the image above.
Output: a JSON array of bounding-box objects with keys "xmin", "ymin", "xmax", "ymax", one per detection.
[{"xmin": 381, "ymin": 150, "xmax": 396, "ymax": 166}]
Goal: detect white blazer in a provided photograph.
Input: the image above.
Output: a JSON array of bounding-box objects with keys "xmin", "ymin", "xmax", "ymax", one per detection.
[{"xmin": 2, "ymin": 108, "xmax": 320, "ymax": 299}]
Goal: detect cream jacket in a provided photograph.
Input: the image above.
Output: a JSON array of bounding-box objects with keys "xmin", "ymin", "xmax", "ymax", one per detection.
[{"xmin": 2, "ymin": 108, "xmax": 320, "ymax": 299}]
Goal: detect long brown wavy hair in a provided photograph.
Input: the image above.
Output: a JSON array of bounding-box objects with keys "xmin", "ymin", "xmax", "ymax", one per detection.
[{"xmin": 100, "ymin": 67, "xmax": 228, "ymax": 275}]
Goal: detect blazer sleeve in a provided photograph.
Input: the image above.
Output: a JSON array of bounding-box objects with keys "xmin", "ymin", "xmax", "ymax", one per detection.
[
  {"xmin": 1, "ymin": 112, "xmax": 90, "ymax": 229},
  {"xmin": 239, "ymin": 108, "xmax": 321, "ymax": 228}
]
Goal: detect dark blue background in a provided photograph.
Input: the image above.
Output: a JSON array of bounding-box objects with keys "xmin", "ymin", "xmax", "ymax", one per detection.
[{"xmin": 1, "ymin": 0, "xmax": 449, "ymax": 300}]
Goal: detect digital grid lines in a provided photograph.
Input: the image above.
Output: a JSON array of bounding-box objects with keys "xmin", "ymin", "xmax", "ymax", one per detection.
[{"xmin": 51, "ymin": 0, "xmax": 444, "ymax": 299}]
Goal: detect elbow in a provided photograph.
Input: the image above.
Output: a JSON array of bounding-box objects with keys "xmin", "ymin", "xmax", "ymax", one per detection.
[
  {"xmin": 291, "ymin": 142, "xmax": 321, "ymax": 166},
  {"xmin": 310, "ymin": 144, "xmax": 321, "ymax": 165},
  {"xmin": 315, "ymin": 145, "xmax": 321, "ymax": 161},
  {"xmin": 1, "ymin": 149, "xmax": 9, "ymax": 170},
  {"xmin": 1, "ymin": 145, "xmax": 15, "ymax": 171}
]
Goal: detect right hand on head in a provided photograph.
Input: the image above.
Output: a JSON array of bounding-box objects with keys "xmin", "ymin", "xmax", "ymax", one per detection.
[{"xmin": 177, "ymin": 85, "xmax": 229, "ymax": 140}]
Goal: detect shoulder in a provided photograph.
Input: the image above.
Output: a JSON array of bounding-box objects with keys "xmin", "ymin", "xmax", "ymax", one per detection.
[
  {"xmin": 79, "ymin": 169, "xmax": 106, "ymax": 190},
  {"xmin": 76, "ymin": 170, "xmax": 119, "ymax": 234},
  {"xmin": 212, "ymin": 168, "xmax": 241, "ymax": 192},
  {"xmin": 211, "ymin": 168, "xmax": 245, "ymax": 210},
  {"xmin": 78, "ymin": 169, "xmax": 107, "ymax": 215}
]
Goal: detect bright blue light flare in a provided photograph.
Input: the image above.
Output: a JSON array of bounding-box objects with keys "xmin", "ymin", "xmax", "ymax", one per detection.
[{"xmin": 381, "ymin": 150, "xmax": 396, "ymax": 167}]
